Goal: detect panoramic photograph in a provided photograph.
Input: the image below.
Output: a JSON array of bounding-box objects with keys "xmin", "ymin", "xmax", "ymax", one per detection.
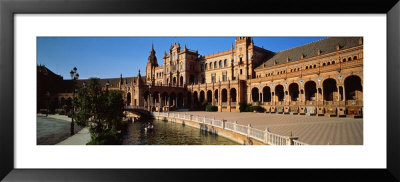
[{"xmin": 37, "ymin": 37, "xmax": 363, "ymax": 145}]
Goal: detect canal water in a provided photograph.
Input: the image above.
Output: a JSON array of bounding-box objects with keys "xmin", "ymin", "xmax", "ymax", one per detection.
[{"xmin": 122, "ymin": 119, "xmax": 239, "ymax": 145}]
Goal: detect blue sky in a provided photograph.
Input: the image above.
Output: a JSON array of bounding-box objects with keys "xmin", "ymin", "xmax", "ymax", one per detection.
[{"xmin": 37, "ymin": 37, "xmax": 325, "ymax": 79}]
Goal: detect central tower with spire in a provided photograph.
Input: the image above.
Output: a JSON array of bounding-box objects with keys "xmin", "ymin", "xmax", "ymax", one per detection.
[{"xmin": 145, "ymin": 44, "xmax": 158, "ymax": 85}]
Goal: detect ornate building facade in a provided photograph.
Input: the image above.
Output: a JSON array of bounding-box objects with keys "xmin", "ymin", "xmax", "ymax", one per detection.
[{"xmin": 38, "ymin": 37, "xmax": 363, "ymax": 117}]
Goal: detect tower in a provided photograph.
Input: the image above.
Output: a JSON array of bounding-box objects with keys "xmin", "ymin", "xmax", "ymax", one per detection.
[
  {"xmin": 145, "ymin": 44, "xmax": 158, "ymax": 85},
  {"xmin": 234, "ymin": 37, "xmax": 254, "ymax": 80}
]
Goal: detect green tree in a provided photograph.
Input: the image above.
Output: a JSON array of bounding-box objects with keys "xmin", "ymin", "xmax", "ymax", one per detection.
[{"xmin": 73, "ymin": 78, "xmax": 125, "ymax": 144}]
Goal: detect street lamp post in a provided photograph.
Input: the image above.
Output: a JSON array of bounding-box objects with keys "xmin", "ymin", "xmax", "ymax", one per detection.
[
  {"xmin": 70, "ymin": 67, "xmax": 79, "ymax": 136},
  {"xmin": 106, "ymin": 81, "xmax": 110, "ymax": 91}
]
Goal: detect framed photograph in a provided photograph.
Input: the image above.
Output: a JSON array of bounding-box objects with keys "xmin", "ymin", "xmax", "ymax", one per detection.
[{"xmin": 1, "ymin": 0, "xmax": 399, "ymax": 181}]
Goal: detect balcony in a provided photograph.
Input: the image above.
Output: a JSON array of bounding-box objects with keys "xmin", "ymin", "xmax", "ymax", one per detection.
[
  {"xmin": 301, "ymin": 68, "xmax": 320, "ymax": 76},
  {"xmin": 341, "ymin": 59, "xmax": 363, "ymax": 69},
  {"xmin": 319, "ymin": 64, "xmax": 340, "ymax": 72}
]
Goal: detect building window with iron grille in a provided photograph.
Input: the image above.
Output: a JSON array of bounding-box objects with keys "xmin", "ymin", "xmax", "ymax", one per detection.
[
  {"xmin": 222, "ymin": 71, "xmax": 227, "ymax": 82},
  {"xmin": 211, "ymin": 73, "xmax": 216, "ymax": 83}
]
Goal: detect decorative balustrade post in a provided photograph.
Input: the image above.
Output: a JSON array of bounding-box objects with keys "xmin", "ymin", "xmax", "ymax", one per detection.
[
  {"xmin": 287, "ymin": 136, "xmax": 299, "ymax": 145},
  {"xmin": 247, "ymin": 123, "xmax": 252, "ymax": 137},
  {"xmin": 203, "ymin": 116, "xmax": 206, "ymax": 124},
  {"xmin": 190, "ymin": 115, "xmax": 192, "ymax": 121},
  {"xmin": 285, "ymin": 137, "xmax": 291, "ymax": 145},
  {"xmin": 264, "ymin": 128, "xmax": 269, "ymax": 144},
  {"xmin": 233, "ymin": 121, "xmax": 238, "ymax": 132},
  {"xmin": 222, "ymin": 120, "xmax": 226, "ymax": 129}
]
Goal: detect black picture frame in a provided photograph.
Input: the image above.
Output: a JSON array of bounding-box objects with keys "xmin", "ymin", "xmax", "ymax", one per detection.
[{"xmin": 1, "ymin": 0, "xmax": 399, "ymax": 181}]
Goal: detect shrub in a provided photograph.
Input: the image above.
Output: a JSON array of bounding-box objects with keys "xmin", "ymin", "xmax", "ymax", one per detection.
[
  {"xmin": 239, "ymin": 102, "xmax": 247, "ymax": 112},
  {"xmin": 239, "ymin": 103, "xmax": 264, "ymax": 112},
  {"xmin": 249, "ymin": 106, "xmax": 265, "ymax": 112},
  {"xmin": 205, "ymin": 104, "xmax": 218, "ymax": 112},
  {"xmin": 244, "ymin": 104, "xmax": 252, "ymax": 112},
  {"xmin": 67, "ymin": 111, "xmax": 73, "ymax": 118},
  {"xmin": 87, "ymin": 127, "xmax": 119, "ymax": 145},
  {"xmin": 57, "ymin": 109, "xmax": 66, "ymax": 115}
]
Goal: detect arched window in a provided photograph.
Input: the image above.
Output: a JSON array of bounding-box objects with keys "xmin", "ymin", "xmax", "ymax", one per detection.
[
  {"xmin": 205, "ymin": 64, "xmax": 208, "ymax": 70},
  {"xmin": 342, "ymin": 58, "xmax": 346, "ymax": 62},
  {"xmin": 305, "ymin": 66, "xmax": 308, "ymax": 69},
  {"xmin": 314, "ymin": 64, "xmax": 317, "ymax": 68},
  {"xmin": 219, "ymin": 60, "xmax": 222, "ymax": 68},
  {"xmin": 348, "ymin": 57, "xmax": 352, "ymax": 61},
  {"xmin": 224, "ymin": 59, "xmax": 228, "ymax": 67},
  {"xmin": 353, "ymin": 56, "xmax": 358, "ymax": 60},
  {"xmin": 214, "ymin": 62, "xmax": 217, "ymax": 69},
  {"xmin": 209, "ymin": 62, "xmax": 212, "ymax": 69},
  {"xmin": 327, "ymin": 62, "xmax": 330, "ymax": 65},
  {"xmin": 332, "ymin": 61, "xmax": 335, "ymax": 64}
]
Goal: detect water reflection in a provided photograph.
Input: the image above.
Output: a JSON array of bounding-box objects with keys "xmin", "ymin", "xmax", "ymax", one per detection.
[{"xmin": 122, "ymin": 119, "xmax": 239, "ymax": 145}]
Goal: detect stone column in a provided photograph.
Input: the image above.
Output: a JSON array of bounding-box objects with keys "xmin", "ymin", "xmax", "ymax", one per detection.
[
  {"xmin": 250, "ymin": 91, "xmax": 252, "ymax": 103},
  {"xmin": 212, "ymin": 90, "xmax": 215, "ymax": 106},
  {"xmin": 227, "ymin": 88, "xmax": 231, "ymax": 111},
  {"xmin": 261, "ymin": 92, "xmax": 263, "ymax": 103},
  {"xmin": 285, "ymin": 89, "xmax": 289, "ymax": 105},
  {"xmin": 343, "ymin": 85, "xmax": 346, "ymax": 101},
  {"xmin": 158, "ymin": 93, "xmax": 161, "ymax": 111},
  {"xmin": 205, "ymin": 90, "xmax": 208, "ymax": 104},
  {"xmin": 236, "ymin": 88, "xmax": 239, "ymax": 106},
  {"xmin": 321, "ymin": 88, "xmax": 324, "ymax": 103},
  {"xmin": 218, "ymin": 88, "xmax": 222, "ymax": 112},
  {"xmin": 271, "ymin": 92, "xmax": 273, "ymax": 105}
]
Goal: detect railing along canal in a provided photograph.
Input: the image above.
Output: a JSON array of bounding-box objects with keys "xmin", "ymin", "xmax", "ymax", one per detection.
[{"xmin": 153, "ymin": 112, "xmax": 308, "ymax": 145}]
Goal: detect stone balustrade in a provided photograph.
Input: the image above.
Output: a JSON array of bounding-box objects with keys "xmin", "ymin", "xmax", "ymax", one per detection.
[{"xmin": 153, "ymin": 112, "xmax": 308, "ymax": 145}]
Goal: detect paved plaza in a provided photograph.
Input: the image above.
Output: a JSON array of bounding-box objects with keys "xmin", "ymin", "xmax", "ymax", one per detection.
[
  {"xmin": 37, "ymin": 115, "xmax": 83, "ymax": 145},
  {"xmin": 172, "ymin": 111, "xmax": 363, "ymax": 145},
  {"xmin": 56, "ymin": 127, "xmax": 91, "ymax": 145}
]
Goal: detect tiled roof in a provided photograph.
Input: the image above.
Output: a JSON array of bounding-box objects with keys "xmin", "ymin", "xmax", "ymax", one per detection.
[
  {"xmin": 76, "ymin": 77, "xmax": 137, "ymax": 87},
  {"xmin": 256, "ymin": 37, "xmax": 362, "ymax": 69},
  {"xmin": 58, "ymin": 77, "xmax": 138, "ymax": 92}
]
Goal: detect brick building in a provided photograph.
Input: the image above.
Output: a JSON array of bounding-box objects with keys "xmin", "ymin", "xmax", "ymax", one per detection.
[{"xmin": 38, "ymin": 37, "xmax": 363, "ymax": 117}]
